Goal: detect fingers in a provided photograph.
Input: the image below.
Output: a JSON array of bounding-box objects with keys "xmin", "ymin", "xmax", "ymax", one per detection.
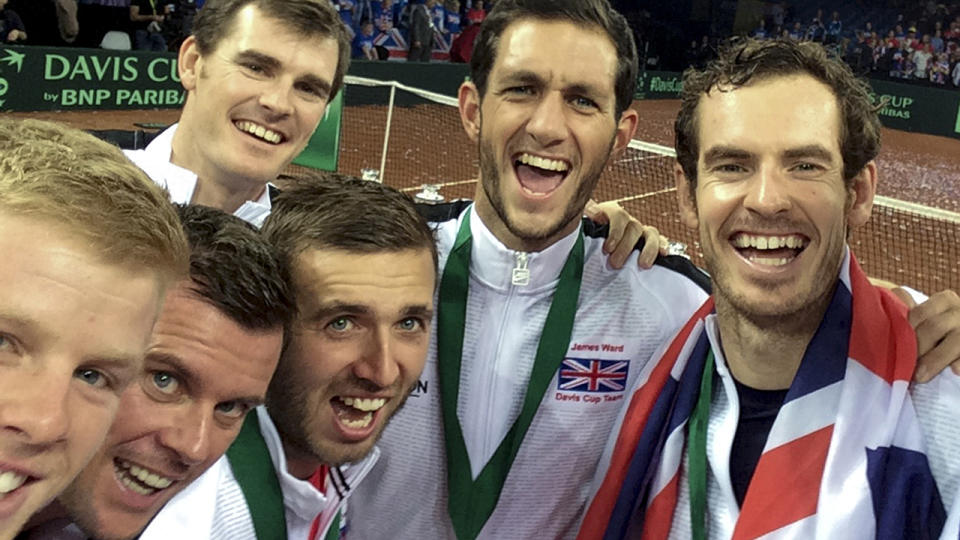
[
  {"xmin": 607, "ymin": 220, "xmax": 643, "ymax": 269},
  {"xmin": 636, "ymin": 226, "xmax": 661, "ymax": 269},
  {"xmin": 916, "ymin": 331, "xmax": 960, "ymax": 383},
  {"xmin": 910, "ymin": 289, "xmax": 960, "ymax": 383},
  {"xmin": 890, "ymin": 286, "xmax": 918, "ymax": 309}
]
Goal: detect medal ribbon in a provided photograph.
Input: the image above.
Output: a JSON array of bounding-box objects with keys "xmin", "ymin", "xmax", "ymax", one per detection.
[
  {"xmin": 438, "ymin": 209, "xmax": 584, "ymax": 539},
  {"xmin": 226, "ymin": 413, "xmax": 287, "ymax": 540},
  {"xmin": 687, "ymin": 350, "xmax": 715, "ymax": 540}
]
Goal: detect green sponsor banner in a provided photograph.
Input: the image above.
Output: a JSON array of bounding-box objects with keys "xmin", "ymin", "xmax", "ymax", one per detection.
[
  {"xmin": 634, "ymin": 70, "xmax": 684, "ymax": 100},
  {"xmin": 292, "ymin": 90, "xmax": 342, "ymax": 171},
  {"xmin": 632, "ymin": 68, "xmax": 960, "ymax": 140},
  {"xmin": 955, "ymin": 101, "xmax": 960, "ymax": 134},
  {"xmin": 0, "ymin": 45, "xmax": 183, "ymax": 111},
  {"xmin": 868, "ymin": 78, "xmax": 960, "ymax": 140}
]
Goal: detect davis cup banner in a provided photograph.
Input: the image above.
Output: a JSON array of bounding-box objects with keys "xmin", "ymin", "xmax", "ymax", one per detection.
[{"xmin": 0, "ymin": 45, "xmax": 184, "ymax": 111}]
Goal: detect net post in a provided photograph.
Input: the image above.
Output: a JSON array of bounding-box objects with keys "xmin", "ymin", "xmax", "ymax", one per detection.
[{"xmin": 379, "ymin": 83, "xmax": 397, "ymax": 183}]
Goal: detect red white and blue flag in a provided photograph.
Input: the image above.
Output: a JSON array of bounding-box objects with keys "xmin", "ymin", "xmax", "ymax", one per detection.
[
  {"xmin": 559, "ymin": 359, "xmax": 629, "ymax": 393},
  {"xmin": 578, "ymin": 250, "xmax": 948, "ymax": 540}
]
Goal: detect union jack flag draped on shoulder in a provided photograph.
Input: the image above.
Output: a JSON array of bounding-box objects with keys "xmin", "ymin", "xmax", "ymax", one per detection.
[{"xmin": 578, "ymin": 251, "xmax": 948, "ymax": 540}]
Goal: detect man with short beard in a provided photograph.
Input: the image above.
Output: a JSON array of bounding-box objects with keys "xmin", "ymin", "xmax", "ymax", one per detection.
[
  {"xmin": 581, "ymin": 38, "xmax": 960, "ymax": 539},
  {"xmin": 129, "ymin": 174, "xmax": 438, "ymax": 539},
  {"xmin": 344, "ymin": 1, "xmax": 711, "ymax": 538}
]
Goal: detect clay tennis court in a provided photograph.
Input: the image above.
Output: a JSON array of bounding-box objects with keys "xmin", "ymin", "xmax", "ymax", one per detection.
[{"xmin": 9, "ymin": 94, "xmax": 959, "ymax": 292}]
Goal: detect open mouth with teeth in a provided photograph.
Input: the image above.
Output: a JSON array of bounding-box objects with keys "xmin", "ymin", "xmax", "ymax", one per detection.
[
  {"xmin": 330, "ymin": 396, "xmax": 388, "ymax": 436},
  {"xmin": 730, "ymin": 232, "xmax": 809, "ymax": 267},
  {"xmin": 513, "ymin": 152, "xmax": 570, "ymax": 196},
  {"xmin": 113, "ymin": 459, "xmax": 174, "ymax": 497},
  {"xmin": 0, "ymin": 469, "xmax": 31, "ymax": 500},
  {"xmin": 234, "ymin": 120, "xmax": 284, "ymax": 145}
]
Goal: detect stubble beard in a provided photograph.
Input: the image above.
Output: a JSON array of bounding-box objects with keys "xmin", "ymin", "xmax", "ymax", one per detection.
[
  {"xmin": 476, "ymin": 133, "xmax": 612, "ymax": 249},
  {"xmin": 266, "ymin": 366, "xmax": 415, "ymax": 467},
  {"xmin": 701, "ymin": 213, "xmax": 849, "ymax": 329}
]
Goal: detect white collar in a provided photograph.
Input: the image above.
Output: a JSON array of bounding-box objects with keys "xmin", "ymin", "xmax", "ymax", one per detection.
[
  {"xmin": 256, "ymin": 406, "xmax": 380, "ymax": 521},
  {"xmin": 464, "ymin": 206, "xmax": 583, "ymax": 292},
  {"xmin": 137, "ymin": 123, "xmax": 274, "ymax": 228}
]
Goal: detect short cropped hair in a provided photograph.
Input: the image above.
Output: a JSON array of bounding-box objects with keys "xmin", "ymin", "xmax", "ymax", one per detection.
[
  {"xmin": 261, "ymin": 174, "xmax": 438, "ymax": 281},
  {"xmin": 470, "ymin": 0, "xmax": 638, "ymax": 118},
  {"xmin": 192, "ymin": 0, "xmax": 351, "ymax": 96},
  {"xmin": 0, "ymin": 118, "xmax": 188, "ymax": 282},
  {"xmin": 675, "ymin": 38, "xmax": 881, "ymax": 187},
  {"xmin": 176, "ymin": 204, "xmax": 295, "ymax": 332}
]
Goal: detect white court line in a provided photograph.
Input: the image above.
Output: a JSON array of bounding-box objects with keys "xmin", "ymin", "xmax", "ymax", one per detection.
[
  {"xmin": 606, "ymin": 187, "xmax": 678, "ymax": 204},
  {"xmin": 400, "ymin": 178, "xmax": 478, "ymax": 192},
  {"xmin": 616, "ymin": 154, "xmax": 672, "ymax": 164}
]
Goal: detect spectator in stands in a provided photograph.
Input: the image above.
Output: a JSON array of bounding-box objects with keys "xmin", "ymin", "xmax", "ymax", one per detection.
[
  {"xmin": 429, "ymin": 0, "xmax": 443, "ymax": 34},
  {"xmin": 933, "ymin": 28, "xmax": 945, "ymax": 52},
  {"xmin": 337, "ymin": 0, "xmax": 357, "ymax": 39},
  {"xmin": 853, "ymin": 31, "xmax": 876, "ymax": 74},
  {"xmin": 444, "ymin": 0, "xmax": 459, "ymax": 41},
  {"xmin": 906, "ymin": 26, "xmax": 919, "ymax": 49},
  {"xmin": 788, "ymin": 20, "xmax": 803, "ymax": 40},
  {"xmin": 886, "ymin": 29, "xmax": 900, "ymax": 49},
  {"xmin": 914, "ymin": 41, "xmax": 934, "ymax": 78},
  {"xmin": 876, "ymin": 35, "xmax": 896, "ymax": 75},
  {"xmin": 895, "ymin": 23, "xmax": 906, "ymax": 40},
  {"xmin": 407, "ymin": 0, "xmax": 433, "ymax": 62},
  {"xmin": 952, "ymin": 51, "xmax": 960, "ymax": 85},
  {"xmin": 6, "ymin": 0, "xmax": 77, "ymax": 46},
  {"xmin": 685, "ymin": 38, "xmax": 699, "ymax": 66},
  {"xmin": 130, "ymin": 0, "xmax": 170, "ymax": 51},
  {"xmin": 449, "ymin": 14, "xmax": 477, "ymax": 62},
  {"xmin": 465, "ymin": 0, "xmax": 483, "ymax": 25},
  {"xmin": 902, "ymin": 42, "xmax": 916, "ymax": 79},
  {"xmin": 945, "ymin": 19, "xmax": 960, "ymax": 40},
  {"xmin": 891, "ymin": 40, "xmax": 908, "ymax": 78},
  {"xmin": 0, "ymin": 0, "xmax": 27, "ymax": 43},
  {"xmin": 805, "ymin": 10, "xmax": 825, "ymax": 42},
  {"xmin": 353, "ymin": 19, "xmax": 377, "ymax": 59},
  {"xmin": 752, "ymin": 18, "xmax": 768, "ymax": 39},
  {"xmin": 376, "ymin": 0, "xmax": 395, "ymax": 30},
  {"xmin": 826, "ymin": 10, "xmax": 842, "ymax": 44},
  {"xmin": 931, "ymin": 51, "xmax": 950, "ymax": 83}
]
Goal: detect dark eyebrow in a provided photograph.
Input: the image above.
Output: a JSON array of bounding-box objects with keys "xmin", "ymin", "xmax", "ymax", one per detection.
[
  {"xmin": 499, "ymin": 69, "xmax": 546, "ymax": 87},
  {"xmin": 702, "ymin": 146, "xmax": 753, "ymax": 164},
  {"xmin": 565, "ymin": 82, "xmax": 606, "ymax": 100},
  {"xmin": 304, "ymin": 302, "xmax": 371, "ymax": 324},
  {"xmin": 782, "ymin": 145, "xmax": 835, "ymax": 163},
  {"xmin": 298, "ymin": 74, "xmax": 332, "ymax": 99},
  {"xmin": 402, "ymin": 305, "xmax": 434, "ymax": 319},
  {"xmin": 145, "ymin": 352, "xmax": 266, "ymax": 406},
  {"xmin": 233, "ymin": 50, "xmax": 280, "ymax": 71},
  {"xmin": 144, "ymin": 352, "xmax": 198, "ymax": 385},
  {"xmin": 234, "ymin": 49, "xmax": 332, "ymax": 99}
]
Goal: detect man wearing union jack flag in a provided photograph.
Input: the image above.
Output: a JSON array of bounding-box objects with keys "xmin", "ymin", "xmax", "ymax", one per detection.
[{"xmin": 580, "ymin": 37, "xmax": 960, "ymax": 540}]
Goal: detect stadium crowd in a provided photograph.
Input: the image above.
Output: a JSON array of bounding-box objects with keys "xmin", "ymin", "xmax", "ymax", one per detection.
[
  {"xmin": 0, "ymin": 0, "xmax": 486, "ymax": 59},
  {"xmin": 682, "ymin": 1, "xmax": 960, "ymax": 89}
]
